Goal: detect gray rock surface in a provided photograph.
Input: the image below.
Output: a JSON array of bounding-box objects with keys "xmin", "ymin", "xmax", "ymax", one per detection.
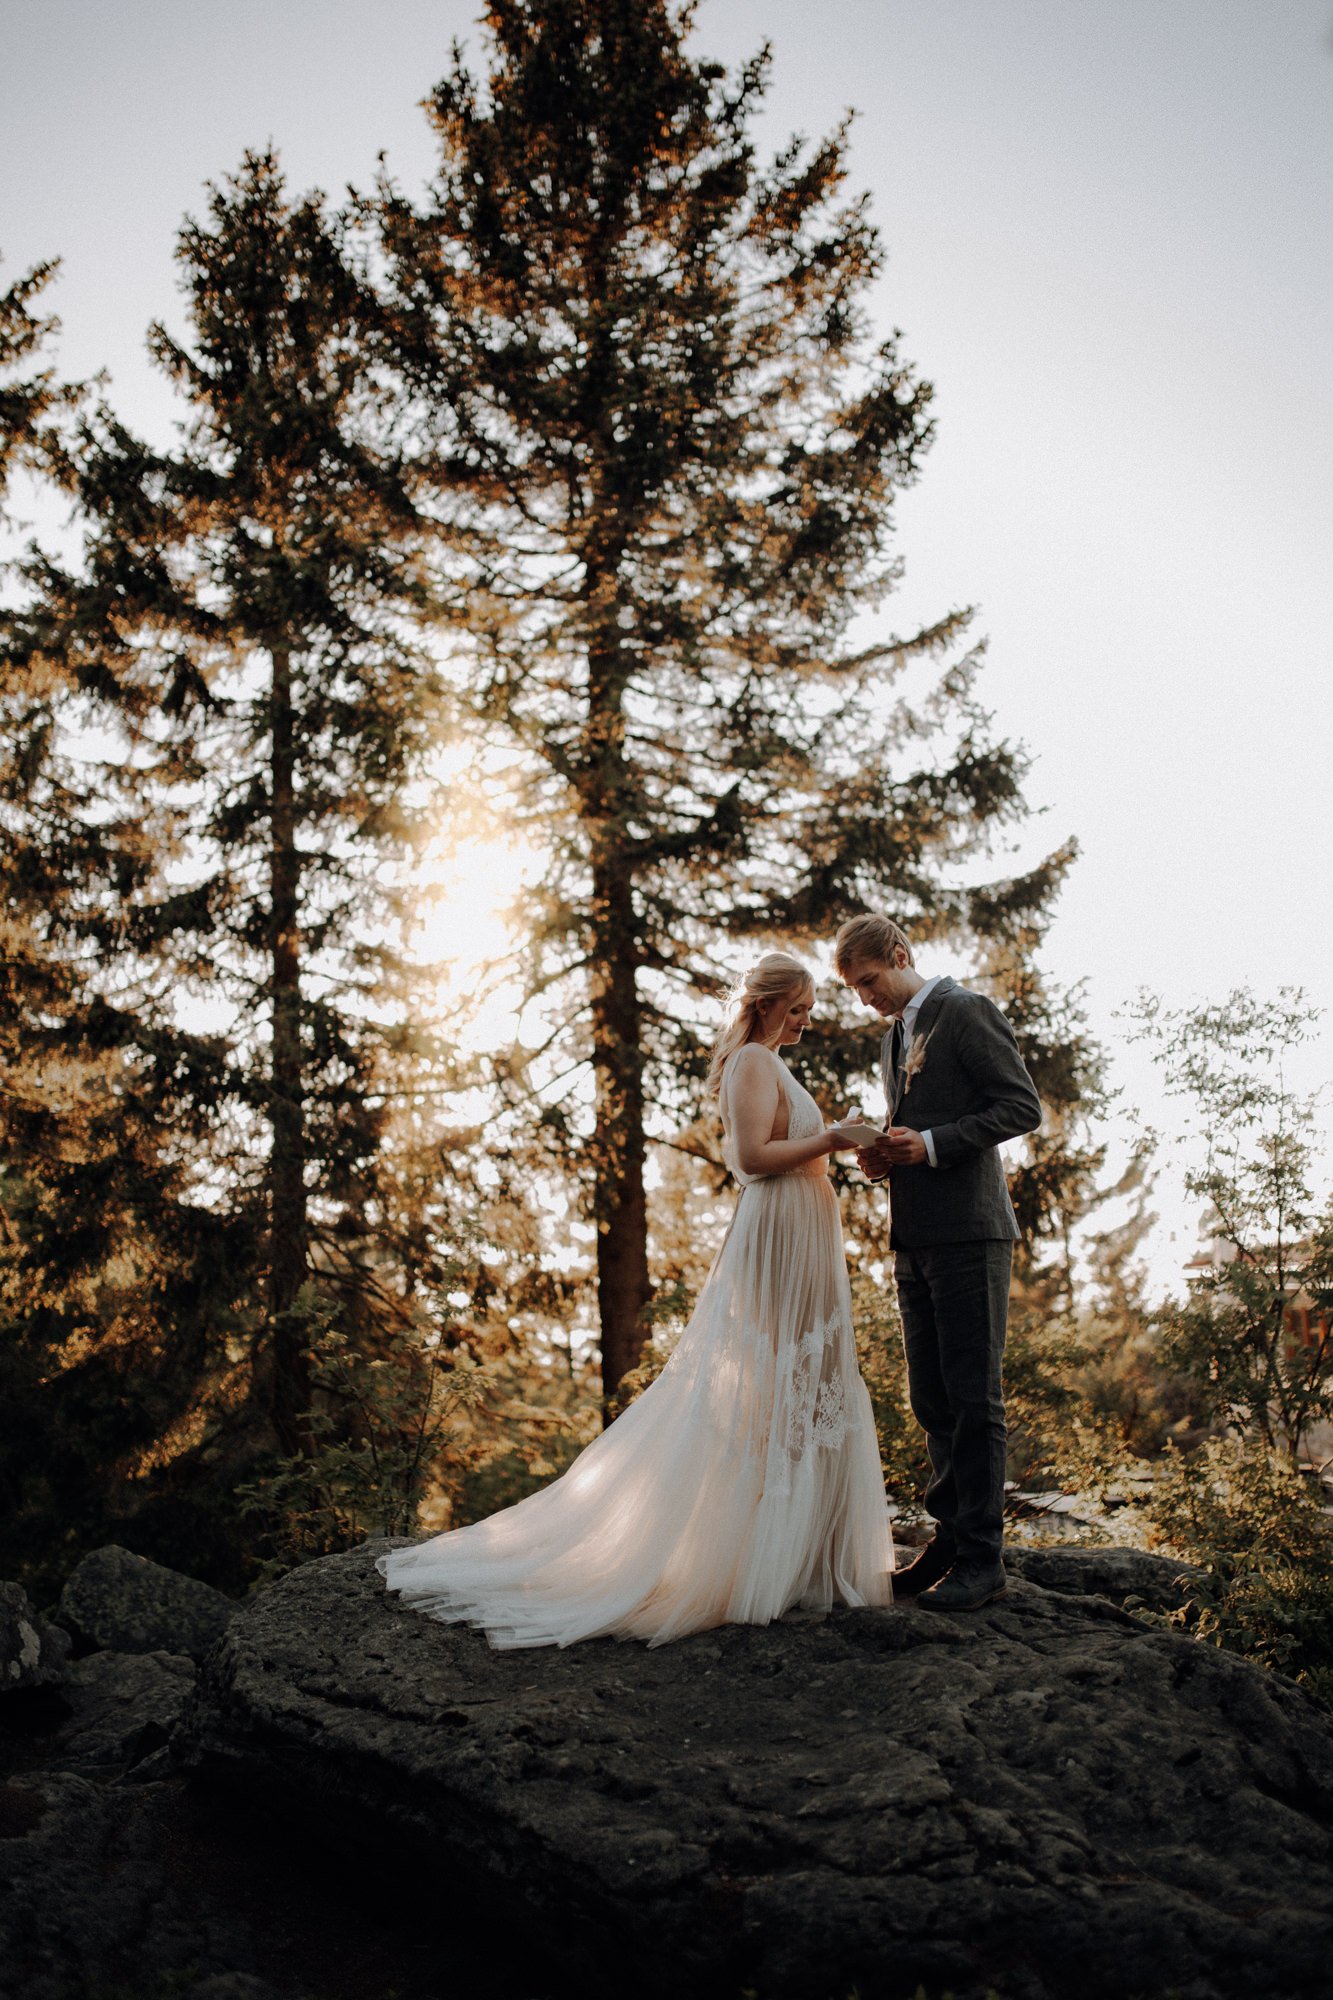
[
  {"xmin": 58, "ymin": 1543, "xmax": 236, "ymax": 1659},
  {"xmin": 51, "ymin": 1647, "xmax": 197, "ymax": 1775},
  {"xmin": 0, "ymin": 1651, "xmax": 501, "ymax": 1999},
  {"xmin": 1006, "ymin": 1543, "xmax": 1207, "ymax": 1610},
  {"xmin": 0, "ymin": 1759, "xmax": 433, "ymax": 2000},
  {"xmin": 0, "ymin": 1770, "xmax": 268, "ymax": 2000},
  {"xmin": 0, "ymin": 1580, "xmax": 71, "ymax": 1691},
  {"xmin": 184, "ymin": 1979, "xmax": 286, "ymax": 2000},
  {"xmin": 181, "ymin": 1540, "xmax": 1333, "ymax": 2000}
]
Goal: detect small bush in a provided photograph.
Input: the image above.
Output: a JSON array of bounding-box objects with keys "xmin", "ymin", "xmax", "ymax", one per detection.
[
  {"xmin": 235, "ymin": 1299, "xmax": 492, "ymax": 1580},
  {"xmin": 1145, "ymin": 1434, "xmax": 1333, "ymax": 1702}
]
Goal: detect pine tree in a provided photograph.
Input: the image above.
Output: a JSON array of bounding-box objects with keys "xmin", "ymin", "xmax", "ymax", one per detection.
[
  {"xmin": 1, "ymin": 253, "xmax": 72, "ymax": 1107},
  {"xmin": 0, "ymin": 253, "xmax": 89, "ymax": 1110},
  {"xmin": 370, "ymin": 0, "xmax": 1079, "ymax": 1405},
  {"xmin": 1134, "ymin": 986, "xmax": 1333, "ymax": 1461},
  {"xmin": 0, "ymin": 255, "xmax": 67, "ymax": 510},
  {"xmin": 17, "ymin": 154, "xmax": 450, "ymax": 1459},
  {"xmin": 1, "ymin": 256, "xmax": 249, "ymax": 1588}
]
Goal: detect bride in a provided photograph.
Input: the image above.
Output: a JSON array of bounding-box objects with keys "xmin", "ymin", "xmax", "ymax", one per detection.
[{"xmin": 377, "ymin": 950, "xmax": 895, "ymax": 1647}]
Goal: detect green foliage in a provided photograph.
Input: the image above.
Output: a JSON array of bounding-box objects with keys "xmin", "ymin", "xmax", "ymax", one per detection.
[
  {"xmin": 234, "ymin": 1297, "xmax": 492, "ymax": 1579},
  {"xmin": 1146, "ymin": 1434, "xmax": 1333, "ymax": 1702},
  {"xmin": 604, "ymin": 1276, "xmax": 693, "ymax": 1419},
  {"xmin": 1000, "ymin": 1303, "xmax": 1116, "ymax": 1514},
  {"xmin": 233, "ymin": 1278, "xmax": 610, "ymax": 1578},
  {"xmin": 1066, "ymin": 1147, "xmax": 1206, "ymax": 1461},
  {"xmin": 0, "ymin": 250, "xmax": 77, "ymax": 510},
  {"xmin": 452, "ymin": 1366, "xmax": 598, "ymax": 1525},
  {"xmin": 847, "ymin": 1271, "xmax": 929, "ymax": 1515},
  {"xmin": 1130, "ymin": 986, "xmax": 1333, "ymax": 1460},
  {"xmin": 1072, "ymin": 1308, "xmax": 1204, "ymax": 1461},
  {"xmin": 1, "ymin": 254, "xmax": 264, "ymax": 1590},
  {"xmin": 1, "ymin": 152, "xmax": 484, "ymax": 1580},
  {"xmin": 0, "ymin": 1179, "xmax": 259, "ymax": 1602}
]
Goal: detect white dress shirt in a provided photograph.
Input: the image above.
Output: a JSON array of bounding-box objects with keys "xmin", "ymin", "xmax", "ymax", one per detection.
[{"xmin": 897, "ymin": 974, "xmax": 942, "ymax": 1168}]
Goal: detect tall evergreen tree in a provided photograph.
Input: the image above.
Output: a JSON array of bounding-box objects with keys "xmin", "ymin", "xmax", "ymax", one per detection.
[
  {"xmin": 0, "ymin": 253, "xmax": 88, "ymax": 1078},
  {"xmin": 18, "ymin": 154, "xmax": 450, "ymax": 1459},
  {"xmin": 371, "ymin": 0, "xmax": 1077, "ymax": 1404},
  {"xmin": 0, "ymin": 255, "xmax": 66, "ymax": 511},
  {"xmin": 1, "ymin": 252, "xmax": 72, "ymax": 1104},
  {"xmin": 1, "ymin": 256, "xmax": 248, "ymax": 1587}
]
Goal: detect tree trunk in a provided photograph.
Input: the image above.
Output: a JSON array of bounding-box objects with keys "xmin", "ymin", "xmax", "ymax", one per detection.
[
  {"xmin": 589, "ymin": 843, "xmax": 652, "ymax": 1419},
  {"xmin": 267, "ymin": 641, "xmax": 311, "ymax": 1454},
  {"xmin": 582, "ymin": 566, "xmax": 652, "ymax": 1417}
]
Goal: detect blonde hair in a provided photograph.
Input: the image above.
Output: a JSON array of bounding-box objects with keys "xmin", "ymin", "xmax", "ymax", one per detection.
[
  {"xmin": 833, "ymin": 913, "xmax": 915, "ymax": 975},
  {"xmin": 706, "ymin": 951, "xmax": 815, "ymax": 1098}
]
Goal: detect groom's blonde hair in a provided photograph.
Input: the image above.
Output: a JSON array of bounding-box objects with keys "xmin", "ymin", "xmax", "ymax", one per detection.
[{"xmin": 833, "ymin": 914, "xmax": 915, "ymax": 973}]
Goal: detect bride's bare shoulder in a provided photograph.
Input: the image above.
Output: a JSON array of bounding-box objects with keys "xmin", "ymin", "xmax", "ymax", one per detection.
[{"xmin": 725, "ymin": 1043, "xmax": 782, "ymax": 1088}]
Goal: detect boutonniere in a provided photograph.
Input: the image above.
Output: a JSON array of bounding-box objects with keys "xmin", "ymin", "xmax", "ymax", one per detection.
[{"xmin": 902, "ymin": 1027, "xmax": 935, "ymax": 1094}]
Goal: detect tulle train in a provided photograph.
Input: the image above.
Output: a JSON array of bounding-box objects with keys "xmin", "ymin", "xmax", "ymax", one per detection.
[{"xmin": 376, "ymin": 1162, "xmax": 894, "ymax": 1649}]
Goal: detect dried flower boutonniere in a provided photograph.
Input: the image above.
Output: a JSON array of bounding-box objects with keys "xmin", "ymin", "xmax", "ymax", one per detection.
[{"xmin": 901, "ymin": 1027, "xmax": 935, "ymax": 1095}]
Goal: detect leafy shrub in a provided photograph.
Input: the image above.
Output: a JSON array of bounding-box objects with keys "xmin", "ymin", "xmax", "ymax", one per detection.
[
  {"xmin": 235, "ymin": 1298, "xmax": 492, "ymax": 1580},
  {"xmin": 1145, "ymin": 1434, "xmax": 1333, "ymax": 1702},
  {"xmin": 848, "ymin": 1272, "xmax": 930, "ymax": 1518}
]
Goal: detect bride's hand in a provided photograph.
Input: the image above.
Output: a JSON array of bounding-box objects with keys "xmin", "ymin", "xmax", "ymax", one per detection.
[{"xmin": 825, "ymin": 1120, "xmax": 882, "ymax": 1152}]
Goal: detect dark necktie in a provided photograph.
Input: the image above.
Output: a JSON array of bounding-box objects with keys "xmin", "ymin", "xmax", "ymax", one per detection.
[{"xmin": 892, "ymin": 1021, "xmax": 907, "ymax": 1106}]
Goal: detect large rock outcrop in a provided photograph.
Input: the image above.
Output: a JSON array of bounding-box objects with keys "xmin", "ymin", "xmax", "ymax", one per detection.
[
  {"xmin": 180, "ymin": 1542, "xmax": 1333, "ymax": 2000},
  {"xmin": 1004, "ymin": 1543, "xmax": 1206, "ymax": 1609},
  {"xmin": 0, "ymin": 1769, "xmax": 281, "ymax": 2000},
  {"xmin": 51, "ymin": 1647, "xmax": 197, "ymax": 1777},
  {"xmin": 1, "ymin": 1550, "xmax": 271, "ymax": 2000},
  {"xmin": 58, "ymin": 1543, "xmax": 236, "ymax": 1659}
]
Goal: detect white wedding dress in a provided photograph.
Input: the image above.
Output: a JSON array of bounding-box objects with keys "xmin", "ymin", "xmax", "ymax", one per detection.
[{"xmin": 376, "ymin": 1045, "xmax": 894, "ymax": 1647}]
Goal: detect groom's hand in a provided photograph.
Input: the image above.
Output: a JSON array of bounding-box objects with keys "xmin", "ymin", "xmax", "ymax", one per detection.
[
  {"xmin": 881, "ymin": 1126, "xmax": 927, "ymax": 1167},
  {"xmin": 859, "ymin": 1128, "xmax": 926, "ymax": 1177}
]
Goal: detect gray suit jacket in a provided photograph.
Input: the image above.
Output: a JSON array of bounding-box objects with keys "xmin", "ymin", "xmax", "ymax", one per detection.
[{"xmin": 879, "ymin": 976, "xmax": 1042, "ymax": 1248}]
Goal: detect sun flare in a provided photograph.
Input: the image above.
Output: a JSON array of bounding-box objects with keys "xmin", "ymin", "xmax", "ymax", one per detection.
[{"xmin": 411, "ymin": 754, "xmax": 545, "ymax": 1056}]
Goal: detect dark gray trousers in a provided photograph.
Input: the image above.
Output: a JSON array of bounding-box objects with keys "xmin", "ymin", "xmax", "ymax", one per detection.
[{"xmin": 894, "ymin": 1239, "xmax": 1012, "ymax": 1566}]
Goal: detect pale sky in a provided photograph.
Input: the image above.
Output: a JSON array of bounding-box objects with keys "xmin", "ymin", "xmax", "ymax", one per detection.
[{"xmin": 3, "ymin": 0, "xmax": 1330, "ymax": 1289}]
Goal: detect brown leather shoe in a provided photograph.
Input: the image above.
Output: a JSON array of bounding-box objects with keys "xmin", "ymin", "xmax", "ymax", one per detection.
[{"xmin": 890, "ymin": 1539, "xmax": 957, "ymax": 1599}]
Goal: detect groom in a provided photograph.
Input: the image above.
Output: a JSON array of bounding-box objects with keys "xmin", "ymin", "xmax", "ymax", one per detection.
[{"xmin": 834, "ymin": 914, "xmax": 1042, "ymax": 1611}]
